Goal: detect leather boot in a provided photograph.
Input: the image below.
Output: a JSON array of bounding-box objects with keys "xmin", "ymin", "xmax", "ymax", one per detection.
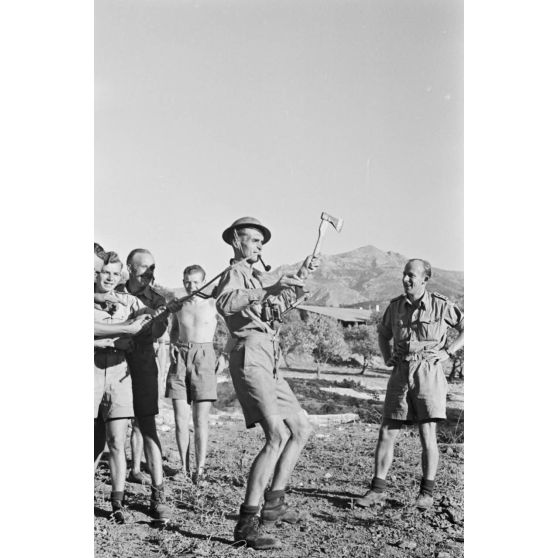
[
  {"xmin": 261, "ymin": 490, "xmax": 309, "ymax": 526},
  {"xmin": 234, "ymin": 509, "xmax": 281, "ymax": 550},
  {"xmin": 150, "ymin": 483, "xmax": 172, "ymax": 524},
  {"xmin": 109, "ymin": 491, "xmax": 126, "ymax": 524}
]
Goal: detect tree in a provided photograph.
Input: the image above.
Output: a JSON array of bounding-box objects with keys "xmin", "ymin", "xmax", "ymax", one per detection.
[
  {"xmin": 297, "ymin": 314, "xmax": 349, "ymax": 377},
  {"xmin": 278, "ymin": 311, "xmax": 307, "ymax": 368},
  {"xmin": 344, "ymin": 322, "xmax": 380, "ymax": 374},
  {"xmin": 213, "ymin": 314, "xmax": 230, "ymax": 357}
]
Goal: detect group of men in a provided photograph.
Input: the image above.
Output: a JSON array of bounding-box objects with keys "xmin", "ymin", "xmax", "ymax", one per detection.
[
  {"xmin": 93, "ymin": 216, "xmax": 464, "ymax": 551},
  {"xmin": 94, "ymin": 246, "xmax": 223, "ymax": 525}
]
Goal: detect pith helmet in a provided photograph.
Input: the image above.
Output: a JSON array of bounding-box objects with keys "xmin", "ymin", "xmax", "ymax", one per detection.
[{"xmin": 222, "ymin": 217, "xmax": 271, "ymax": 245}]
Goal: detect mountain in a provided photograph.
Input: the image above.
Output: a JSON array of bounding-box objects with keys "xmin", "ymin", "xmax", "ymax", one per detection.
[
  {"xmin": 267, "ymin": 245, "xmax": 463, "ymax": 308},
  {"xmin": 164, "ymin": 245, "xmax": 464, "ymax": 308}
]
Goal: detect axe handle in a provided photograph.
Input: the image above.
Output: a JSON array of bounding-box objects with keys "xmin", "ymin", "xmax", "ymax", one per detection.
[{"xmin": 312, "ymin": 220, "xmax": 328, "ymax": 257}]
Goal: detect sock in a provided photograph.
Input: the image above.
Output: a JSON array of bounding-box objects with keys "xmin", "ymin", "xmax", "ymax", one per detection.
[
  {"xmin": 420, "ymin": 479, "xmax": 435, "ymax": 496},
  {"xmin": 265, "ymin": 489, "xmax": 285, "ymax": 501},
  {"xmin": 110, "ymin": 491, "xmax": 124, "ymax": 506},
  {"xmin": 239, "ymin": 504, "xmax": 259, "ymax": 517},
  {"xmin": 151, "ymin": 483, "xmax": 165, "ymax": 500},
  {"xmin": 371, "ymin": 477, "xmax": 386, "ymax": 493}
]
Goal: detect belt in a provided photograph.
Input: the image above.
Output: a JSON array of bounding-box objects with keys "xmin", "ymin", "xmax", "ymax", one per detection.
[
  {"xmin": 94, "ymin": 347, "xmax": 124, "ymax": 355},
  {"xmin": 174, "ymin": 341, "xmax": 212, "ymax": 349},
  {"xmin": 402, "ymin": 350, "xmax": 443, "ymax": 362}
]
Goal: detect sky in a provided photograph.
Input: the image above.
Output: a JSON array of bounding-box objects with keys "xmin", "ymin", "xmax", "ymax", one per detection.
[{"xmin": 95, "ymin": 0, "xmax": 463, "ymax": 288}]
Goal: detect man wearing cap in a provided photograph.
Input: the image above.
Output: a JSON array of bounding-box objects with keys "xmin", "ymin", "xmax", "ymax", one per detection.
[
  {"xmin": 215, "ymin": 217, "xmax": 319, "ymax": 550},
  {"xmin": 355, "ymin": 259, "xmax": 464, "ymax": 510}
]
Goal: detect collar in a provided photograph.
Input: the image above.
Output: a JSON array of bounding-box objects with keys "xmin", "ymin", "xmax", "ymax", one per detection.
[
  {"xmin": 404, "ymin": 289, "xmax": 431, "ymax": 311},
  {"xmin": 124, "ymin": 281, "xmax": 154, "ymax": 302},
  {"xmin": 230, "ymin": 258, "xmax": 261, "ymax": 277}
]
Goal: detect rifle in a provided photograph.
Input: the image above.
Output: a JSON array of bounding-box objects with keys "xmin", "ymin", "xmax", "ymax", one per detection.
[{"xmin": 134, "ymin": 257, "xmax": 253, "ymax": 336}]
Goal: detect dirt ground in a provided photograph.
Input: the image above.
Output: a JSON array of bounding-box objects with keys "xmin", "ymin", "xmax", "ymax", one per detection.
[{"xmin": 94, "ymin": 369, "xmax": 464, "ymax": 558}]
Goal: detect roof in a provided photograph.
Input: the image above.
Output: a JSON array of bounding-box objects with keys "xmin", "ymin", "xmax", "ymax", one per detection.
[{"xmin": 298, "ymin": 305, "xmax": 372, "ymax": 324}]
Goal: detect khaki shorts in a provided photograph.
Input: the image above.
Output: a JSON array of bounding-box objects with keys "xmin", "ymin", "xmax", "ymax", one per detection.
[
  {"xmin": 127, "ymin": 344, "xmax": 159, "ymax": 417},
  {"xmin": 383, "ymin": 360, "xmax": 447, "ymax": 423},
  {"xmin": 165, "ymin": 342, "xmax": 217, "ymax": 404},
  {"xmin": 94, "ymin": 350, "xmax": 134, "ymax": 422},
  {"xmin": 229, "ymin": 334, "xmax": 302, "ymax": 429}
]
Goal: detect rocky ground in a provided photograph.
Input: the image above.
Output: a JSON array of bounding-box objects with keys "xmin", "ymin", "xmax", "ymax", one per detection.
[{"xmin": 94, "ymin": 369, "xmax": 464, "ymax": 558}]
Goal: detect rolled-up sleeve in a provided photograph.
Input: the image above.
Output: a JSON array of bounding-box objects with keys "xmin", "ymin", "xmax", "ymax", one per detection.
[
  {"xmin": 129, "ymin": 295, "xmax": 147, "ymax": 318},
  {"xmin": 377, "ymin": 305, "xmax": 393, "ymax": 340},
  {"xmin": 215, "ymin": 268, "xmax": 265, "ymax": 317},
  {"xmin": 444, "ymin": 303, "xmax": 464, "ymax": 332}
]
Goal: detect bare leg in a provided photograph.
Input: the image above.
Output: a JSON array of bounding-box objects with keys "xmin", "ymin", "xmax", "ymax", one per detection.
[
  {"xmin": 172, "ymin": 399, "xmax": 191, "ymax": 473},
  {"xmin": 192, "ymin": 401, "xmax": 212, "ymax": 474},
  {"xmin": 244, "ymin": 415, "xmax": 290, "ymax": 507},
  {"xmin": 130, "ymin": 418, "xmax": 144, "ymax": 475},
  {"xmin": 374, "ymin": 420, "xmax": 403, "ymax": 479},
  {"xmin": 269, "ymin": 411, "xmax": 313, "ymax": 491},
  {"xmin": 105, "ymin": 419, "xmax": 130, "ymax": 492},
  {"xmin": 418, "ymin": 421, "xmax": 439, "ymax": 480},
  {"xmin": 136, "ymin": 415, "xmax": 164, "ymax": 485},
  {"xmin": 94, "ymin": 419, "xmax": 106, "ymax": 470}
]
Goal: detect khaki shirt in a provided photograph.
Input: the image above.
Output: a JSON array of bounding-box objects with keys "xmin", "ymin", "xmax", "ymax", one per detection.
[
  {"xmin": 378, "ymin": 290, "xmax": 464, "ymax": 359},
  {"xmin": 215, "ymin": 260, "xmax": 297, "ymax": 339},
  {"xmin": 94, "ymin": 291, "xmax": 146, "ymax": 339},
  {"xmin": 123, "ymin": 283, "xmax": 167, "ymax": 345}
]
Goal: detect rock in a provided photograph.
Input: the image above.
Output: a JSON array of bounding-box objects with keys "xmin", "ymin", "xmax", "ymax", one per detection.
[
  {"xmin": 436, "ymin": 553, "xmax": 451, "ymax": 558},
  {"xmin": 159, "ymin": 424, "xmax": 171, "ymax": 432},
  {"xmin": 324, "ymin": 472, "xmax": 332, "ymax": 479},
  {"xmin": 398, "ymin": 540, "xmax": 417, "ymax": 550},
  {"xmin": 307, "ymin": 413, "xmax": 359, "ymax": 426},
  {"xmin": 319, "ymin": 386, "xmax": 376, "ymax": 400},
  {"xmin": 446, "ymin": 447, "xmax": 454, "ymax": 456}
]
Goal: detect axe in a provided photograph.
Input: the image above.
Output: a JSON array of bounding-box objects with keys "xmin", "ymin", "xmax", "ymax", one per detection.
[{"xmin": 312, "ymin": 212, "xmax": 344, "ymax": 256}]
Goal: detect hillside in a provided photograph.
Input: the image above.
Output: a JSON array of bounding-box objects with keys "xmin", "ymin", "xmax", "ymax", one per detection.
[
  {"xmin": 163, "ymin": 245, "xmax": 464, "ymax": 308},
  {"xmin": 268, "ymin": 245, "xmax": 463, "ymax": 307}
]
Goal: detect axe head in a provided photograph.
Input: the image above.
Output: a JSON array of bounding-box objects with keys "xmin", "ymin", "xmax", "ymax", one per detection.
[{"xmin": 320, "ymin": 211, "xmax": 344, "ymax": 232}]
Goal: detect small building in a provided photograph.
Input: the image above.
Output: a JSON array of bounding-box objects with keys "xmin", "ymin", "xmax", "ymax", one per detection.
[{"xmin": 298, "ymin": 305, "xmax": 372, "ymax": 327}]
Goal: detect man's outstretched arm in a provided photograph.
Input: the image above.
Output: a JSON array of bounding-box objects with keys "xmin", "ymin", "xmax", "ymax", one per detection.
[{"xmin": 94, "ymin": 315, "xmax": 152, "ymax": 337}]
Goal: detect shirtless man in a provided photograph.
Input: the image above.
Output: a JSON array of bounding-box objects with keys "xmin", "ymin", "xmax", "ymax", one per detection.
[{"xmin": 165, "ymin": 264, "xmax": 225, "ymax": 484}]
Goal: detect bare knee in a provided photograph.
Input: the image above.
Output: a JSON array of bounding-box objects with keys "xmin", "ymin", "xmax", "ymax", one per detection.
[
  {"xmin": 289, "ymin": 415, "xmax": 313, "ymax": 444},
  {"xmin": 266, "ymin": 424, "xmax": 290, "ymax": 453},
  {"xmin": 379, "ymin": 421, "xmax": 401, "ymax": 443},
  {"xmin": 106, "ymin": 432, "xmax": 126, "ymax": 453},
  {"xmin": 137, "ymin": 416, "xmax": 158, "ymax": 440},
  {"xmin": 419, "ymin": 422, "xmax": 438, "ymax": 449}
]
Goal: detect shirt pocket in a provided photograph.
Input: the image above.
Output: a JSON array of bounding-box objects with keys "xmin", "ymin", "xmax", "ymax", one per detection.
[
  {"xmin": 416, "ymin": 317, "xmax": 444, "ymax": 341},
  {"xmin": 393, "ymin": 316, "xmax": 411, "ymax": 342}
]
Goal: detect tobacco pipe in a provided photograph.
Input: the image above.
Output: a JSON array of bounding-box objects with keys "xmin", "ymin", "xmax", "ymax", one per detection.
[{"xmin": 258, "ymin": 255, "xmax": 271, "ymax": 272}]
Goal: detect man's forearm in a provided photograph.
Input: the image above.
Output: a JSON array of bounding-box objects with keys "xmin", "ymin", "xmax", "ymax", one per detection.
[
  {"xmin": 169, "ymin": 316, "xmax": 179, "ymax": 344},
  {"xmin": 378, "ymin": 334, "xmax": 392, "ymax": 364},
  {"xmin": 95, "ymin": 321, "xmax": 134, "ymax": 337},
  {"xmin": 447, "ymin": 330, "xmax": 464, "ymax": 355},
  {"xmin": 216, "ymin": 288, "xmax": 266, "ymax": 316}
]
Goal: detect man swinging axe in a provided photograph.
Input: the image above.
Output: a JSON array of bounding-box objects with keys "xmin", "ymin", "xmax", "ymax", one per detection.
[{"xmin": 215, "ymin": 216, "xmax": 320, "ymax": 550}]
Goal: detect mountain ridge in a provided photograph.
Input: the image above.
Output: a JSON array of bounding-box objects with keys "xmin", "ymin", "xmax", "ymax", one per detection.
[{"xmin": 166, "ymin": 245, "xmax": 463, "ymax": 307}]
